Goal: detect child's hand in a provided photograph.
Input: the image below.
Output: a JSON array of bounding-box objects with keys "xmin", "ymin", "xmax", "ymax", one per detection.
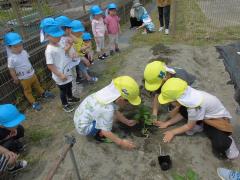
[
  {"xmin": 163, "ymin": 131, "xmax": 175, "ymax": 143},
  {"xmin": 13, "ymin": 78, "xmax": 19, "ymax": 84},
  {"xmin": 126, "ymin": 119, "xmax": 137, "ymax": 127},
  {"xmin": 153, "ymin": 120, "xmax": 169, "ymax": 129},
  {"xmin": 119, "ymin": 139, "xmax": 136, "ymax": 150},
  {"xmin": 59, "ymin": 74, "xmax": 67, "ymax": 81}
]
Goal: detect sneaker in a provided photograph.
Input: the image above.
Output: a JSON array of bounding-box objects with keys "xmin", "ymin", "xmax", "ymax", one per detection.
[
  {"xmin": 68, "ymin": 97, "xmax": 80, "ymax": 104},
  {"xmin": 217, "ymin": 168, "xmax": 240, "ymax": 180},
  {"xmin": 225, "ymin": 136, "xmax": 239, "ymax": 159},
  {"xmin": 102, "ymin": 53, "xmax": 108, "ymax": 58},
  {"xmin": 98, "ymin": 55, "xmax": 105, "ymax": 60},
  {"xmin": 43, "ymin": 91, "xmax": 55, "ymax": 99},
  {"xmin": 8, "ymin": 160, "xmax": 27, "ymax": 174},
  {"xmin": 32, "ymin": 102, "xmax": 42, "ymax": 111},
  {"xmin": 159, "ymin": 27, "xmax": 164, "ymax": 32},
  {"xmin": 62, "ymin": 104, "xmax": 74, "ymax": 113},
  {"xmin": 115, "ymin": 48, "xmax": 120, "ymax": 53},
  {"xmin": 88, "ymin": 77, "xmax": 98, "ymax": 83},
  {"xmin": 165, "ymin": 29, "xmax": 169, "ymax": 35},
  {"xmin": 185, "ymin": 124, "xmax": 203, "ymax": 136},
  {"xmin": 110, "ymin": 50, "xmax": 114, "ymax": 56}
]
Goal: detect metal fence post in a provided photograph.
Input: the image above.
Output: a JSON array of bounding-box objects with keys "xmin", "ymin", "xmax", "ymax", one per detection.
[
  {"xmin": 82, "ymin": 0, "xmax": 86, "ymax": 13},
  {"xmin": 9, "ymin": 0, "xmax": 27, "ymax": 39},
  {"xmin": 170, "ymin": 0, "xmax": 177, "ymax": 36},
  {"xmin": 65, "ymin": 135, "xmax": 81, "ymax": 180}
]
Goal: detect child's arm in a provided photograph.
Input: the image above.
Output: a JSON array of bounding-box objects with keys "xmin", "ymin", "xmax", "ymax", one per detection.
[
  {"xmin": 154, "ymin": 113, "xmax": 183, "ymax": 128},
  {"xmin": 152, "ymin": 94, "xmax": 159, "ymax": 121},
  {"xmin": 100, "ymin": 130, "xmax": 136, "ymax": 149},
  {"xmin": 136, "ymin": 24, "xmax": 145, "ymax": 30},
  {"xmin": 163, "ymin": 121, "xmax": 196, "ymax": 143},
  {"xmin": 47, "ymin": 64, "xmax": 67, "ymax": 81},
  {"xmin": 115, "ymin": 111, "xmax": 137, "ymax": 126},
  {"xmin": 9, "ymin": 68, "xmax": 19, "ymax": 84}
]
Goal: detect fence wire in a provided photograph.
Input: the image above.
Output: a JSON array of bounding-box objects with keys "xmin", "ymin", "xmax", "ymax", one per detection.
[{"xmin": 172, "ymin": 0, "xmax": 240, "ymax": 42}]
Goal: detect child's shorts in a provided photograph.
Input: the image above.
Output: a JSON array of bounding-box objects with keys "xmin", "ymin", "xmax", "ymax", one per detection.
[
  {"xmin": 78, "ymin": 62, "xmax": 88, "ymax": 74},
  {"xmin": 95, "ymin": 37, "xmax": 105, "ymax": 52},
  {"xmin": 88, "ymin": 121, "xmax": 100, "ymax": 136},
  {"xmin": 108, "ymin": 34, "xmax": 119, "ymax": 50}
]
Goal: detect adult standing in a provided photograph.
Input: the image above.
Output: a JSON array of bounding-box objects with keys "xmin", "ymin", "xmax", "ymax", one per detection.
[
  {"xmin": 130, "ymin": 0, "xmax": 147, "ymax": 28},
  {"xmin": 157, "ymin": 0, "xmax": 171, "ymax": 35}
]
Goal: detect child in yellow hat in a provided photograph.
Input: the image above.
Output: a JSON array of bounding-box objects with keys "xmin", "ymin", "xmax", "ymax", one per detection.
[{"xmin": 158, "ymin": 78, "xmax": 239, "ymax": 160}]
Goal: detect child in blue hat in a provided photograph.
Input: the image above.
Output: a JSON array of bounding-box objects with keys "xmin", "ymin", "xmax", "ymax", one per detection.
[
  {"xmin": 4, "ymin": 32, "xmax": 54, "ymax": 111},
  {"xmin": 43, "ymin": 21, "xmax": 80, "ymax": 113},
  {"xmin": 69, "ymin": 20, "xmax": 98, "ymax": 83},
  {"xmin": 82, "ymin": 32, "xmax": 94, "ymax": 65},
  {"xmin": 0, "ymin": 104, "xmax": 28, "ymax": 174},
  {"xmin": 104, "ymin": 3, "xmax": 121, "ymax": 56},
  {"xmin": 136, "ymin": 13, "xmax": 155, "ymax": 34},
  {"xmin": 90, "ymin": 5, "xmax": 108, "ymax": 60}
]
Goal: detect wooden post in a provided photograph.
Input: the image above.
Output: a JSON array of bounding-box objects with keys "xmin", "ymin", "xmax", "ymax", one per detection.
[{"xmin": 9, "ymin": 0, "xmax": 27, "ymax": 38}]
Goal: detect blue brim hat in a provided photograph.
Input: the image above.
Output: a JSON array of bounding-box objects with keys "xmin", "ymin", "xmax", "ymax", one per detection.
[
  {"xmin": 3, "ymin": 113, "xmax": 25, "ymax": 128},
  {"xmin": 0, "ymin": 104, "xmax": 26, "ymax": 128},
  {"xmin": 71, "ymin": 27, "xmax": 85, "ymax": 33},
  {"xmin": 43, "ymin": 25, "xmax": 65, "ymax": 38}
]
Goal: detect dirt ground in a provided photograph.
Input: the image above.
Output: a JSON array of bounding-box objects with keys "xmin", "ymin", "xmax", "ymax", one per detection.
[
  {"xmin": 16, "ymin": 2, "xmax": 240, "ymax": 180},
  {"xmin": 196, "ymin": 0, "xmax": 240, "ymax": 27},
  {"xmin": 17, "ymin": 29, "xmax": 240, "ymax": 180}
]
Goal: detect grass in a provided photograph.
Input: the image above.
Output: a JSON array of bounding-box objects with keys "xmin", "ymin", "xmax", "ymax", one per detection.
[
  {"xmin": 132, "ymin": 0, "xmax": 240, "ymax": 46},
  {"xmin": 26, "ymin": 127, "xmax": 53, "ymax": 144}
]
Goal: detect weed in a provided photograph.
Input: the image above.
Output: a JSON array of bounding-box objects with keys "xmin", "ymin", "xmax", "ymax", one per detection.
[
  {"xmin": 172, "ymin": 168, "xmax": 199, "ymax": 180},
  {"xmin": 26, "ymin": 128, "xmax": 53, "ymax": 144}
]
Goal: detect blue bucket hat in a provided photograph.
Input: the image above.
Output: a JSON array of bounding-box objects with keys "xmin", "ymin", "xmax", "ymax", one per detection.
[
  {"xmin": 55, "ymin": 15, "xmax": 72, "ymax": 27},
  {"xmin": 107, "ymin": 3, "xmax": 117, "ymax": 9},
  {"xmin": 90, "ymin": 5, "xmax": 103, "ymax": 15},
  {"xmin": 0, "ymin": 104, "xmax": 25, "ymax": 128},
  {"xmin": 43, "ymin": 24, "xmax": 64, "ymax": 38},
  {"xmin": 70, "ymin": 20, "xmax": 85, "ymax": 33},
  {"xmin": 82, "ymin": 32, "xmax": 92, "ymax": 41},
  {"xmin": 40, "ymin": 17, "xmax": 55, "ymax": 29},
  {"xmin": 4, "ymin": 32, "xmax": 22, "ymax": 46}
]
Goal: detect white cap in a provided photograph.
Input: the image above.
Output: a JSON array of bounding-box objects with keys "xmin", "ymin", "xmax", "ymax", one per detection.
[
  {"xmin": 95, "ymin": 81, "xmax": 121, "ymax": 104},
  {"xmin": 177, "ymin": 87, "xmax": 203, "ymax": 108},
  {"xmin": 165, "ymin": 66, "xmax": 176, "ymax": 74}
]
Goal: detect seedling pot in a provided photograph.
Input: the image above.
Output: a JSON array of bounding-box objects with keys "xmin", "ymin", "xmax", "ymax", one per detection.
[{"xmin": 158, "ymin": 155, "xmax": 172, "ymax": 171}]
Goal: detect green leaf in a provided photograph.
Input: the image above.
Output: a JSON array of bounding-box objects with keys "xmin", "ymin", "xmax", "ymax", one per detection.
[
  {"xmin": 145, "ymin": 119, "xmax": 153, "ymax": 125},
  {"xmin": 186, "ymin": 169, "xmax": 198, "ymax": 180},
  {"xmin": 172, "ymin": 173, "xmax": 185, "ymax": 180},
  {"xmin": 133, "ymin": 114, "xmax": 141, "ymax": 120}
]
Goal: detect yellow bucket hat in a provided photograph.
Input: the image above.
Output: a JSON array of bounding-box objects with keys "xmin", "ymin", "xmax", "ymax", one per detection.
[
  {"xmin": 144, "ymin": 61, "xmax": 167, "ymax": 92},
  {"xmin": 158, "ymin": 78, "xmax": 188, "ymax": 104},
  {"xmin": 113, "ymin": 76, "xmax": 141, "ymax": 106}
]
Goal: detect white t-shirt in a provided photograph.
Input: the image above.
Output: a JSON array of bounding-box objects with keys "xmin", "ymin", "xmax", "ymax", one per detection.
[
  {"xmin": 7, "ymin": 50, "xmax": 34, "ymax": 80},
  {"xmin": 45, "ymin": 44, "xmax": 73, "ymax": 85},
  {"xmin": 188, "ymin": 91, "xmax": 232, "ymax": 121},
  {"xmin": 74, "ymin": 93, "xmax": 116, "ymax": 135}
]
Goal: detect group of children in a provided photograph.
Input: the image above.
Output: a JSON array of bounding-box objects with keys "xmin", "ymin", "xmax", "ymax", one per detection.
[
  {"xmin": 1, "ymin": 1, "xmax": 239, "ymax": 178},
  {"xmin": 74, "ymin": 60, "xmax": 239, "ymax": 160}
]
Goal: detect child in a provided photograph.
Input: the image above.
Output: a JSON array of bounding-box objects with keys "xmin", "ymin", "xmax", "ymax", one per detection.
[
  {"xmin": 82, "ymin": 32, "xmax": 94, "ymax": 65},
  {"xmin": 90, "ymin": 5, "xmax": 108, "ymax": 60},
  {"xmin": 144, "ymin": 61, "xmax": 196, "ymax": 125},
  {"xmin": 55, "ymin": 16, "xmax": 83, "ymax": 83},
  {"xmin": 69, "ymin": 20, "xmax": 98, "ymax": 83},
  {"xmin": 104, "ymin": 3, "xmax": 121, "ymax": 56},
  {"xmin": 74, "ymin": 76, "xmax": 141, "ymax": 149},
  {"xmin": 158, "ymin": 78, "xmax": 239, "ymax": 160},
  {"xmin": 136, "ymin": 13, "xmax": 155, "ymax": 34},
  {"xmin": 0, "ymin": 104, "xmax": 28, "ymax": 174},
  {"xmin": 39, "ymin": 17, "xmax": 55, "ymax": 44},
  {"xmin": 4, "ymin": 32, "xmax": 54, "ymax": 111},
  {"xmin": 43, "ymin": 21, "xmax": 80, "ymax": 113}
]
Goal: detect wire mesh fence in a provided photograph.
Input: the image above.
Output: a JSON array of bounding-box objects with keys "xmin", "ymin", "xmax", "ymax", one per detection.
[
  {"xmin": 0, "ymin": 0, "xmax": 151, "ymax": 109},
  {"xmin": 171, "ymin": 0, "xmax": 240, "ymax": 43}
]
